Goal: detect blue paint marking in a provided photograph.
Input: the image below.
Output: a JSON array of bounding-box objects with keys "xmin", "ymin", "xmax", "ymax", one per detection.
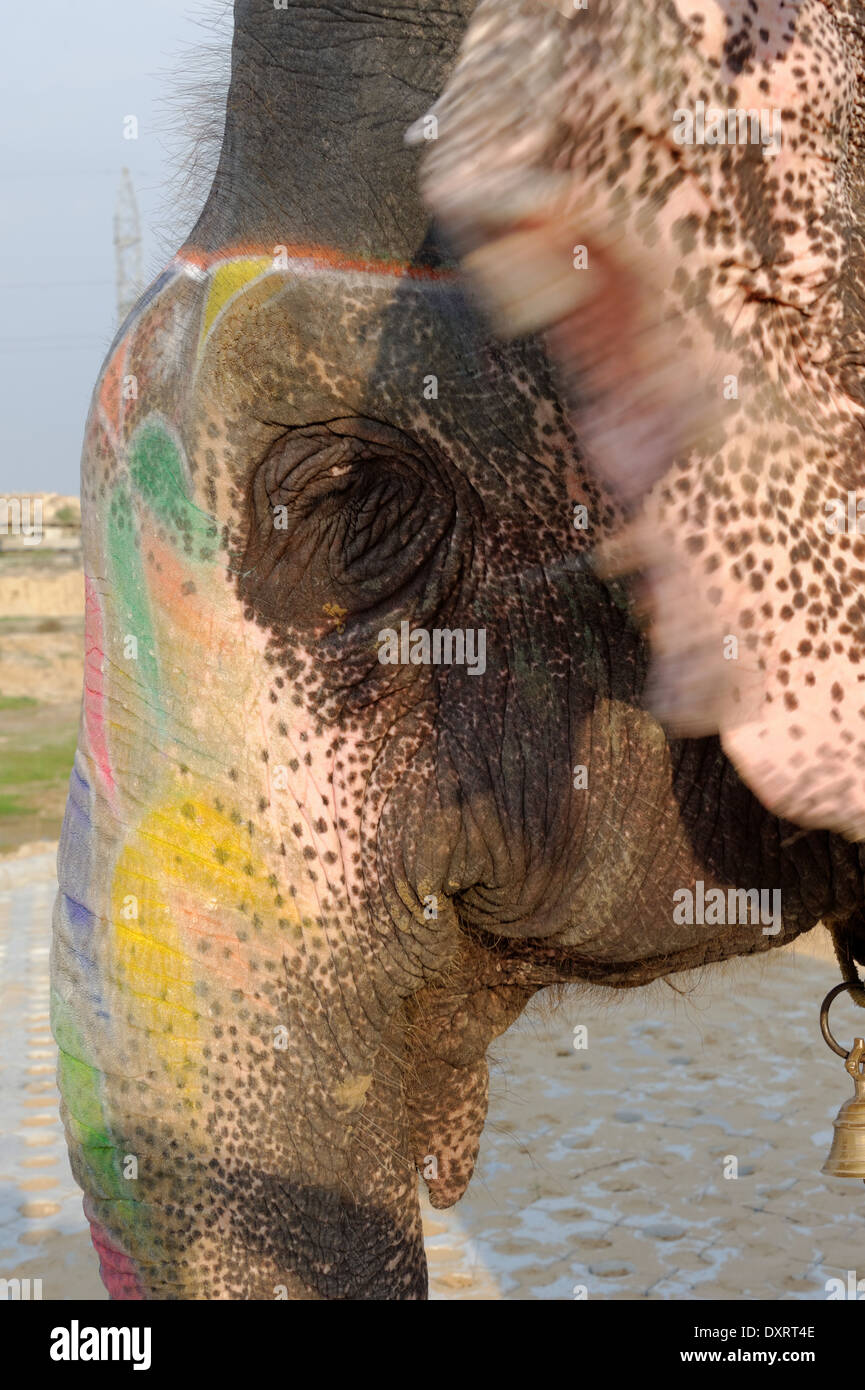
[
  {"xmin": 54, "ymin": 758, "xmax": 108, "ymax": 1024},
  {"xmin": 72, "ymin": 765, "xmax": 90, "ymax": 795},
  {"xmin": 58, "ymin": 766, "xmax": 93, "ymax": 900},
  {"xmin": 64, "ymin": 894, "xmax": 95, "ymax": 931}
]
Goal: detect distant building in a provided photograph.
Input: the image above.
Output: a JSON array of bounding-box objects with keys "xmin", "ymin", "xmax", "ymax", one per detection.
[{"xmin": 0, "ymin": 494, "xmax": 81, "ymax": 553}]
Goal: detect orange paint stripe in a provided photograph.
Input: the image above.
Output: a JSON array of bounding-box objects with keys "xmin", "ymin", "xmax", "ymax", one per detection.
[
  {"xmin": 145, "ymin": 533, "xmax": 208, "ymax": 640},
  {"xmin": 177, "ymin": 241, "xmax": 459, "ymax": 282},
  {"xmin": 98, "ymin": 338, "xmax": 128, "ymax": 440}
]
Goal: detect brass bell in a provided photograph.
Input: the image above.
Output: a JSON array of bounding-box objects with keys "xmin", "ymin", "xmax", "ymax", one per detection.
[
  {"xmin": 823, "ymin": 1038, "xmax": 865, "ymax": 1179},
  {"xmin": 821, "ymin": 982, "xmax": 865, "ymax": 1181}
]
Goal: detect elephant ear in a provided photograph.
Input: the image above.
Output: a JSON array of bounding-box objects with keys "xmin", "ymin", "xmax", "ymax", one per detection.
[
  {"xmin": 447, "ymin": 202, "xmax": 865, "ymax": 839},
  {"xmin": 590, "ymin": 391, "xmax": 865, "ymax": 843},
  {"xmin": 469, "ymin": 213, "xmax": 865, "ymax": 842}
]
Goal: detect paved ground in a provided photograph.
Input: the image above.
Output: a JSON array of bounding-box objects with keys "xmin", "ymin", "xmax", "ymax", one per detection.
[
  {"xmin": 0, "ymin": 851, "xmax": 105, "ymax": 1298},
  {"xmin": 1, "ymin": 849, "xmax": 863, "ymax": 1301}
]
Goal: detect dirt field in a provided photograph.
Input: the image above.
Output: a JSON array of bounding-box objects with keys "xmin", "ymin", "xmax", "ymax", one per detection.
[{"xmin": 0, "ymin": 548, "xmax": 82, "ymax": 856}]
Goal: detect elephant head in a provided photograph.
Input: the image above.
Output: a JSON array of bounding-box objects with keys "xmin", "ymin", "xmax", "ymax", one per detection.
[{"xmin": 51, "ymin": 0, "xmax": 865, "ymax": 1300}]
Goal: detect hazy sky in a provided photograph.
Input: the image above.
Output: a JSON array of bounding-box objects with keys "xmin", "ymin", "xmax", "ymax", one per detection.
[{"xmin": 0, "ymin": 1, "xmax": 230, "ymax": 495}]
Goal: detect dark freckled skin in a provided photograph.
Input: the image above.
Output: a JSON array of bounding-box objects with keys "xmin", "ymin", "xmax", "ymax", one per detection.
[{"xmin": 52, "ymin": 0, "xmax": 865, "ymax": 1302}]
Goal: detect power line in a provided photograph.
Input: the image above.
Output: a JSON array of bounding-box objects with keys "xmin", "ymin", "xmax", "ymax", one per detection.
[
  {"xmin": 0, "ymin": 334, "xmax": 109, "ymax": 344},
  {"xmin": 0, "ymin": 279, "xmax": 113, "ymax": 289},
  {"xmin": 0, "ymin": 344, "xmax": 108, "ymax": 353},
  {"xmin": 1, "ymin": 169, "xmax": 162, "ymax": 179}
]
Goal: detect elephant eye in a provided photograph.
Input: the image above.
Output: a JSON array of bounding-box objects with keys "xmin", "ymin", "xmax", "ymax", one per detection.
[
  {"xmin": 238, "ymin": 418, "xmax": 456, "ymax": 629},
  {"xmin": 321, "ymin": 454, "xmax": 431, "ymax": 576}
]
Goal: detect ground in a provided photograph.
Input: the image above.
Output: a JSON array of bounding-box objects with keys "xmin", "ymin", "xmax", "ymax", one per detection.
[{"xmin": 0, "ymin": 547, "xmax": 81, "ymax": 855}]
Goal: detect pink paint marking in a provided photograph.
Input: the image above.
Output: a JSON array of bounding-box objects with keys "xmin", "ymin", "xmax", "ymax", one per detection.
[
  {"xmin": 84, "ymin": 575, "xmax": 116, "ymax": 801},
  {"xmin": 85, "ymin": 1207, "xmax": 146, "ymax": 1301}
]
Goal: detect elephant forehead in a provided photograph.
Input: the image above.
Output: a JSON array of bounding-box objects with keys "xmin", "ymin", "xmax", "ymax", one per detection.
[
  {"xmin": 188, "ymin": 258, "xmax": 487, "ymax": 423},
  {"xmin": 176, "ymin": 276, "xmax": 590, "ymax": 520},
  {"xmin": 99, "ymin": 245, "xmax": 596, "ymax": 540},
  {"xmin": 185, "ymin": 245, "xmax": 462, "ymax": 376}
]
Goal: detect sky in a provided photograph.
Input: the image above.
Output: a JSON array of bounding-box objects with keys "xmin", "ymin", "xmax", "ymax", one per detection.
[{"xmin": 0, "ymin": 1, "xmax": 230, "ymax": 495}]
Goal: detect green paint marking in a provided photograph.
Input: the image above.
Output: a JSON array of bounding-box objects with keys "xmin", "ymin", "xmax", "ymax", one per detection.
[
  {"xmin": 51, "ymin": 996, "xmax": 132, "ymax": 1203},
  {"xmin": 128, "ymin": 420, "xmax": 218, "ymax": 562},
  {"xmin": 107, "ymin": 481, "xmax": 161, "ymax": 708}
]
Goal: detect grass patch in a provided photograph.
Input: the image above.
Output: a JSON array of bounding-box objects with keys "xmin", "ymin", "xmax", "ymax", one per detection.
[
  {"xmin": 0, "ymin": 739, "xmax": 77, "ymax": 786},
  {"xmin": 0, "ymin": 671, "xmax": 80, "ymax": 852}
]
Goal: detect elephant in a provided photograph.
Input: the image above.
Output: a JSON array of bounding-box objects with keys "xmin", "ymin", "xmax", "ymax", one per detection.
[{"xmin": 51, "ymin": 0, "xmax": 865, "ymax": 1301}]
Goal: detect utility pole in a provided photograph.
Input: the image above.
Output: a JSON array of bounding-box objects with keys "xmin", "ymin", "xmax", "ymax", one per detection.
[{"xmin": 114, "ymin": 167, "xmax": 143, "ymax": 324}]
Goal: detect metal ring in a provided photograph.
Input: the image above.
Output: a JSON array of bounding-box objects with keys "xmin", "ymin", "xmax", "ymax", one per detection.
[{"xmin": 820, "ymin": 982, "xmax": 865, "ymax": 1058}]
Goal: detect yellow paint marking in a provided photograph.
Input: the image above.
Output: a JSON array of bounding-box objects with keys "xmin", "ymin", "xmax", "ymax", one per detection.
[
  {"xmin": 200, "ymin": 257, "xmax": 273, "ymax": 348},
  {"xmin": 111, "ymin": 793, "xmax": 300, "ymax": 1081}
]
